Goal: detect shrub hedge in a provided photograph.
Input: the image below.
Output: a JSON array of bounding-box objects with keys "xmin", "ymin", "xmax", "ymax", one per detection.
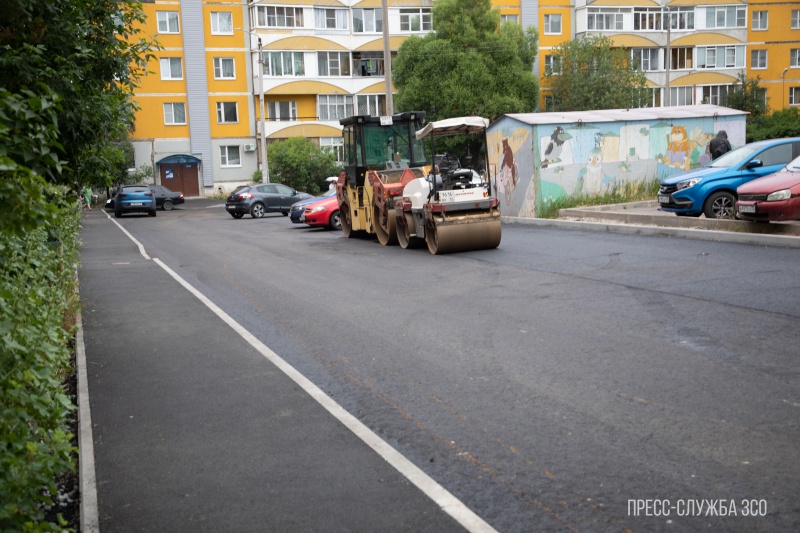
[{"xmin": 0, "ymin": 185, "xmax": 81, "ymax": 532}]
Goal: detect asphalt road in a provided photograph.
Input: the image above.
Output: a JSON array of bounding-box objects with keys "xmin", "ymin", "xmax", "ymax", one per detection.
[{"xmin": 84, "ymin": 200, "xmax": 800, "ymax": 532}]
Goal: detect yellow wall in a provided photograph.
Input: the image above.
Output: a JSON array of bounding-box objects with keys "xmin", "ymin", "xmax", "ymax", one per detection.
[
  {"xmin": 538, "ymin": 4, "xmax": 573, "ymax": 109},
  {"xmin": 748, "ymin": 0, "xmax": 799, "ymax": 110}
]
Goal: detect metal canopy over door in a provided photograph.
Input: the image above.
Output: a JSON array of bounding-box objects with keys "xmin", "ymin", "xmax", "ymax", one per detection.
[{"xmin": 157, "ymin": 155, "xmax": 200, "ymax": 197}]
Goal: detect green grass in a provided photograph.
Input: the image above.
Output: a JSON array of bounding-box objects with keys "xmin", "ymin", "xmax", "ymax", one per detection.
[{"xmin": 537, "ymin": 178, "xmax": 661, "ymax": 219}]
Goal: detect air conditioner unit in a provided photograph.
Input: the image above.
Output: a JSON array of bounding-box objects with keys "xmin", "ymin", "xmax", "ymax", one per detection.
[{"xmin": 243, "ymin": 144, "xmax": 256, "ymax": 152}]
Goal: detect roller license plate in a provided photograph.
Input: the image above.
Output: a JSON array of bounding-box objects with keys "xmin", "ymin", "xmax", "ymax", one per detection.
[
  {"xmin": 739, "ymin": 204, "xmax": 756, "ymax": 214},
  {"xmin": 658, "ymin": 194, "xmax": 671, "ymax": 204}
]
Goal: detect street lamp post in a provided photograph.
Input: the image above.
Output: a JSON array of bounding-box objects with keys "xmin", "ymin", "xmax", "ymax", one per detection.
[{"xmin": 781, "ymin": 67, "xmax": 789, "ymax": 109}]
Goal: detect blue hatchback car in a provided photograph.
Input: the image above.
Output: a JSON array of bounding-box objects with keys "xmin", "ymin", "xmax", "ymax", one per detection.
[
  {"xmin": 114, "ymin": 184, "xmax": 157, "ymax": 218},
  {"xmin": 658, "ymin": 138, "xmax": 800, "ymax": 219}
]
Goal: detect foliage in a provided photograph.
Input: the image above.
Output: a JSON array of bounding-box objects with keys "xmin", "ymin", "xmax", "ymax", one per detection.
[
  {"xmin": 251, "ymin": 169, "xmax": 263, "ymax": 184},
  {"xmin": 544, "ymin": 35, "xmax": 648, "ymax": 112},
  {"xmin": 392, "ymin": 0, "xmax": 538, "ymax": 122},
  {"xmin": 268, "ymin": 138, "xmax": 342, "ymax": 195},
  {"xmin": 721, "ymin": 72, "xmax": 768, "ymax": 118},
  {"xmin": 538, "ymin": 177, "xmax": 661, "ymax": 218},
  {"xmin": 745, "ymin": 107, "xmax": 800, "ymax": 143},
  {"xmin": 0, "ymin": 189, "xmax": 81, "ymax": 532}
]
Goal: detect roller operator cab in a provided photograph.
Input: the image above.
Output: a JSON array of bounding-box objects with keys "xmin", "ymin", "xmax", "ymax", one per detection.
[{"xmin": 336, "ymin": 112, "xmax": 501, "ymax": 254}]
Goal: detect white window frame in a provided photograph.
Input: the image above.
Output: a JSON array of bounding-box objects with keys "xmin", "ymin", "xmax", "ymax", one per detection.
[
  {"xmin": 587, "ymin": 8, "xmax": 624, "ymax": 31},
  {"xmin": 356, "ymin": 94, "xmax": 385, "ymax": 116},
  {"xmin": 790, "ymin": 87, "xmax": 800, "ymax": 106},
  {"xmin": 319, "ymin": 94, "xmax": 353, "ymax": 121},
  {"xmin": 791, "ymin": 49, "xmax": 800, "ymax": 68},
  {"xmin": 400, "ymin": 8, "xmax": 432, "ymax": 32},
  {"xmin": 702, "ymin": 85, "xmax": 729, "ymax": 105},
  {"xmin": 211, "ymin": 12, "xmax": 233, "ymax": 35},
  {"xmin": 751, "ymin": 50, "xmax": 767, "ymax": 70},
  {"xmin": 255, "ymin": 6, "xmax": 304, "ymax": 28},
  {"xmin": 668, "ymin": 86, "xmax": 694, "ymax": 106},
  {"xmin": 263, "ymin": 51, "xmax": 305, "ymax": 77},
  {"xmin": 216, "ymin": 102, "xmax": 239, "ymax": 124},
  {"xmin": 157, "ymin": 11, "xmax": 180, "ymax": 34},
  {"xmin": 705, "ymin": 6, "xmax": 746, "ymax": 29},
  {"xmin": 267, "ymin": 101, "xmax": 298, "ymax": 121},
  {"xmin": 314, "ymin": 8, "xmax": 349, "ymax": 30},
  {"xmin": 160, "ymin": 57, "xmax": 183, "ymax": 80},
  {"xmin": 317, "ymin": 52, "xmax": 351, "ymax": 77},
  {"xmin": 544, "ymin": 14, "xmax": 562, "ymax": 35},
  {"xmin": 631, "ymin": 48, "xmax": 660, "ymax": 72},
  {"xmin": 353, "ymin": 8, "xmax": 383, "ymax": 33},
  {"xmin": 793, "ymin": 10, "xmax": 800, "ymax": 29},
  {"xmin": 213, "ymin": 57, "xmax": 236, "ymax": 79},
  {"xmin": 220, "ymin": 146, "xmax": 241, "ymax": 167},
  {"xmin": 752, "ymin": 11, "xmax": 768, "ymax": 31},
  {"xmin": 163, "ymin": 103, "xmax": 186, "ymax": 125},
  {"xmin": 633, "ymin": 8, "xmax": 663, "ymax": 31},
  {"xmin": 669, "ymin": 47, "xmax": 693, "ymax": 70},
  {"xmin": 697, "ymin": 45, "xmax": 745, "ymax": 69},
  {"xmin": 320, "ymin": 137, "xmax": 344, "ymax": 163},
  {"xmin": 544, "ymin": 54, "xmax": 562, "ymax": 75},
  {"xmin": 667, "ymin": 7, "xmax": 694, "ymax": 30},
  {"xmin": 501, "ymin": 15, "xmax": 519, "ymax": 26}
]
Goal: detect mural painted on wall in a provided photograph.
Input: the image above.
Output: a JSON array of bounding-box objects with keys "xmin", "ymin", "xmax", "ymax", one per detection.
[{"xmin": 487, "ymin": 117, "xmax": 746, "ymax": 218}]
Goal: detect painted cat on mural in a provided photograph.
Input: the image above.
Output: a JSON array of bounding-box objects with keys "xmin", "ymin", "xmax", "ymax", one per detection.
[{"xmin": 664, "ymin": 125, "xmax": 696, "ymax": 172}]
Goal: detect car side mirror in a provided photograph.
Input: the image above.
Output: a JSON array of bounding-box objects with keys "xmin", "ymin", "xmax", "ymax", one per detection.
[{"xmin": 745, "ymin": 159, "xmax": 763, "ymax": 169}]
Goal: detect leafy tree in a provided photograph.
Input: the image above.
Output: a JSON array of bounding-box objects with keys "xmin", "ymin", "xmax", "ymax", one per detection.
[
  {"xmin": 746, "ymin": 107, "xmax": 800, "ymax": 143},
  {"xmin": 268, "ymin": 138, "xmax": 342, "ymax": 195},
  {"xmin": 392, "ymin": 0, "xmax": 538, "ymax": 122},
  {"xmin": 544, "ymin": 35, "xmax": 648, "ymax": 112},
  {"xmin": 721, "ymin": 71, "xmax": 768, "ymax": 118}
]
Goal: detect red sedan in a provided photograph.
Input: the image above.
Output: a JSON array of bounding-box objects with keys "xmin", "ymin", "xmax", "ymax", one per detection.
[
  {"xmin": 302, "ymin": 195, "xmax": 342, "ymax": 230},
  {"xmin": 737, "ymin": 155, "xmax": 800, "ymax": 222}
]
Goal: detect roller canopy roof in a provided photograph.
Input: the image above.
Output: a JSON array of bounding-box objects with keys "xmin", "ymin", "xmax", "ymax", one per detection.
[{"xmin": 416, "ymin": 116, "xmax": 490, "ymax": 139}]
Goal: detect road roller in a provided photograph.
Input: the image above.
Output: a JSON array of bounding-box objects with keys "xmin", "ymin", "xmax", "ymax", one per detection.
[
  {"xmin": 395, "ymin": 116, "xmax": 501, "ymax": 254},
  {"xmin": 336, "ymin": 111, "xmax": 429, "ymax": 245}
]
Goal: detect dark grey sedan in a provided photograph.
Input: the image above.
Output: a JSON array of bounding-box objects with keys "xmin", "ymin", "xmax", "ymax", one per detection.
[{"xmin": 225, "ymin": 184, "xmax": 313, "ymax": 219}]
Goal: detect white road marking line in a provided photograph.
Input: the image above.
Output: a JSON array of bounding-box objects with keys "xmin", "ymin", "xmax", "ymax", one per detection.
[
  {"xmin": 153, "ymin": 257, "xmax": 498, "ymax": 533},
  {"xmin": 102, "ymin": 210, "xmax": 151, "ymax": 260}
]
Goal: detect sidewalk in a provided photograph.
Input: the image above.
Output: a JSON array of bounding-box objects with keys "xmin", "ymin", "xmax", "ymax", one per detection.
[{"xmin": 77, "ymin": 209, "xmax": 484, "ymax": 533}]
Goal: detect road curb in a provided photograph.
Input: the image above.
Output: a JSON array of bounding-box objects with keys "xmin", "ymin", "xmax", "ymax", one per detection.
[
  {"xmin": 75, "ymin": 307, "xmax": 99, "ymax": 533},
  {"xmin": 502, "ymin": 216, "xmax": 800, "ymax": 249}
]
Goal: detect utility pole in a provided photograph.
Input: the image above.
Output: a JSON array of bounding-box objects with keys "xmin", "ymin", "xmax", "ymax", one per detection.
[{"xmin": 382, "ymin": 0, "xmax": 394, "ymax": 115}]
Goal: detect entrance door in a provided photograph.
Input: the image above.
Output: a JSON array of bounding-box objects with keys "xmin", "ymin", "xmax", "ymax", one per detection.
[{"xmin": 160, "ymin": 163, "xmax": 199, "ymax": 197}]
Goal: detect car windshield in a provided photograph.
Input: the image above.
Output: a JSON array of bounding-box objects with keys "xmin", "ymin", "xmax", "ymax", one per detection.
[
  {"xmin": 782, "ymin": 155, "xmax": 800, "ymax": 172},
  {"xmin": 122, "ymin": 186, "xmax": 149, "ymax": 193},
  {"xmin": 707, "ymin": 145, "xmax": 760, "ymax": 168}
]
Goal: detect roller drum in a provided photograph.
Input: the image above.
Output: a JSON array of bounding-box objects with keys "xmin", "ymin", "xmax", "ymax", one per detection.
[
  {"xmin": 397, "ymin": 213, "xmax": 424, "ymax": 249},
  {"xmin": 374, "ymin": 205, "xmax": 397, "ymax": 246},
  {"xmin": 425, "ymin": 218, "xmax": 501, "ymax": 255}
]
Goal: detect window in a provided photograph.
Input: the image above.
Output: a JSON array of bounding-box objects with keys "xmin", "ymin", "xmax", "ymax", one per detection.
[
  {"xmin": 544, "ymin": 54, "xmax": 561, "ymax": 75},
  {"xmin": 160, "ymin": 57, "xmax": 183, "ymax": 80},
  {"xmin": 267, "ymin": 101, "xmax": 297, "ymax": 121},
  {"xmin": 668, "ymin": 86, "xmax": 693, "ymax": 106},
  {"xmin": 701, "ymin": 85, "xmax": 729, "ymax": 105},
  {"xmin": 211, "ymin": 12, "xmax": 233, "ymax": 34},
  {"xmin": 163, "ymin": 103, "xmax": 186, "ymax": 125},
  {"xmin": 633, "ymin": 8, "xmax": 663, "ymax": 31},
  {"xmin": 669, "ymin": 47, "xmax": 693, "ymax": 70},
  {"xmin": 751, "ymin": 50, "xmax": 767, "ymax": 70},
  {"xmin": 220, "ymin": 146, "xmax": 241, "ymax": 167},
  {"xmin": 543, "ymin": 95, "xmax": 555, "ymax": 111},
  {"xmin": 790, "ymin": 87, "xmax": 800, "ymax": 106},
  {"xmin": 697, "ymin": 45, "xmax": 745, "ymax": 69},
  {"xmin": 318, "ymin": 52, "xmax": 350, "ymax": 76},
  {"xmin": 705, "ymin": 6, "xmax": 745, "ymax": 29},
  {"xmin": 758, "ymin": 144, "xmax": 793, "ymax": 166},
  {"xmin": 667, "ymin": 7, "xmax": 694, "ymax": 30},
  {"xmin": 216, "ymin": 102, "xmax": 238, "ymax": 124},
  {"xmin": 319, "ymin": 94, "xmax": 353, "ymax": 121},
  {"xmin": 356, "ymin": 94, "xmax": 386, "ymax": 116},
  {"xmin": 752, "ymin": 11, "xmax": 768, "ymax": 31},
  {"xmin": 587, "ymin": 8, "xmax": 624, "ymax": 31},
  {"xmin": 157, "ymin": 11, "xmax": 179, "ymax": 33},
  {"xmin": 353, "ymin": 8, "xmax": 382, "ymax": 33},
  {"xmin": 793, "ymin": 10, "xmax": 800, "ymax": 29},
  {"xmin": 255, "ymin": 6, "xmax": 304, "ymax": 28},
  {"xmin": 320, "ymin": 137, "xmax": 344, "ymax": 163},
  {"xmin": 400, "ymin": 8, "xmax": 432, "ymax": 32},
  {"xmin": 792, "ymin": 49, "xmax": 800, "ymax": 68},
  {"xmin": 314, "ymin": 8, "xmax": 348, "ymax": 30},
  {"xmin": 501, "ymin": 15, "xmax": 519, "ymax": 26},
  {"xmin": 544, "ymin": 14, "xmax": 562, "ymax": 34},
  {"xmin": 213, "ymin": 58, "xmax": 235, "ymax": 79},
  {"xmin": 631, "ymin": 48, "xmax": 660, "ymax": 71},
  {"xmin": 353, "ymin": 51, "xmax": 388, "ymax": 77},
  {"xmin": 264, "ymin": 51, "xmax": 304, "ymax": 76}
]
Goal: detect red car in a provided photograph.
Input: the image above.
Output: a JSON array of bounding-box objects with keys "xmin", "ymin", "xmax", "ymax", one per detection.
[
  {"xmin": 737, "ymin": 155, "xmax": 800, "ymax": 222},
  {"xmin": 302, "ymin": 195, "xmax": 341, "ymax": 230}
]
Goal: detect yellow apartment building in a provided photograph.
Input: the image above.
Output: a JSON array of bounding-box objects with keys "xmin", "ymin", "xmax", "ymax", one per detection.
[{"xmin": 747, "ymin": 0, "xmax": 800, "ymax": 109}]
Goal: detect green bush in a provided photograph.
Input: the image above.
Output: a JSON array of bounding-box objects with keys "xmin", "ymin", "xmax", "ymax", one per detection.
[
  {"xmin": 0, "ymin": 186, "xmax": 80, "ymax": 532},
  {"xmin": 746, "ymin": 107, "xmax": 800, "ymax": 143}
]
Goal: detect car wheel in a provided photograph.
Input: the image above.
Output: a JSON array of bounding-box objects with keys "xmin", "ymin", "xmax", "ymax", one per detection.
[
  {"xmin": 115, "ymin": 209, "xmax": 122, "ymax": 218},
  {"xmin": 329, "ymin": 210, "xmax": 341, "ymax": 230},
  {"xmin": 162, "ymin": 200, "xmax": 174, "ymax": 211},
  {"xmin": 704, "ymin": 191, "xmax": 736, "ymax": 219},
  {"xmin": 231, "ymin": 212, "xmax": 244, "ymax": 219},
  {"xmin": 250, "ymin": 202, "xmax": 266, "ymax": 218},
  {"xmin": 149, "ymin": 210, "xmax": 157, "ymax": 217},
  {"xmin": 281, "ymin": 209, "xmax": 289, "ymax": 216}
]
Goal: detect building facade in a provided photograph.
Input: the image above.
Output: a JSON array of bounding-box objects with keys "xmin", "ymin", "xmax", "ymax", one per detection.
[{"xmin": 129, "ymin": 0, "xmax": 799, "ymax": 197}]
